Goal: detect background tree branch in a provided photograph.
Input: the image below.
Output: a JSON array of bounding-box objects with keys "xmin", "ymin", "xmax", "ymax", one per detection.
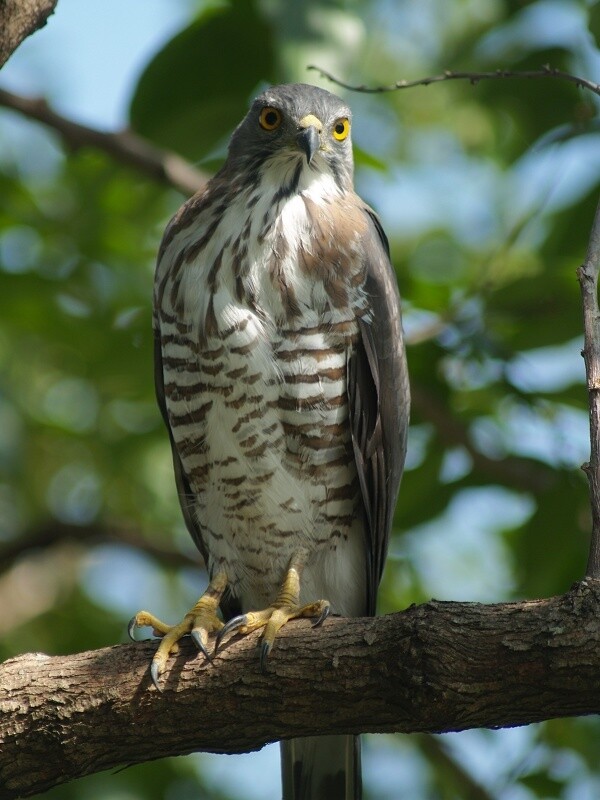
[
  {"xmin": 410, "ymin": 384, "xmax": 556, "ymax": 494},
  {"xmin": 0, "ymin": 0, "xmax": 57, "ymax": 69},
  {"xmin": 3, "ymin": 582, "xmax": 600, "ymax": 800},
  {"xmin": 0, "ymin": 520, "xmax": 198, "ymax": 576},
  {"xmin": 0, "ymin": 88, "xmax": 208, "ymax": 195}
]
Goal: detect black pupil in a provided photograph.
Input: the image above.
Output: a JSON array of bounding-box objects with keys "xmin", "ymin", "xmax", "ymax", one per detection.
[
  {"xmin": 265, "ymin": 111, "xmax": 278, "ymax": 126},
  {"xmin": 335, "ymin": 122, "xmax": 345, "ymax": 134}
]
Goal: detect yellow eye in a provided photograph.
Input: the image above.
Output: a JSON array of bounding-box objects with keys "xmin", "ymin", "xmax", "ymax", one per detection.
[
  {"xmin": 259, "ymin": 106, "xmax": 282, "ymax": 131},
  {"xmin": 332, "ymin": 117, "xmax": 350, "ymax": 141}
]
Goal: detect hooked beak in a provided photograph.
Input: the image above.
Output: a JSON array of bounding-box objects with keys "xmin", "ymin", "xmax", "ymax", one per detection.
[{"xmin": 296, "ymin": 114, "xmax": 323, "ymax": 164}]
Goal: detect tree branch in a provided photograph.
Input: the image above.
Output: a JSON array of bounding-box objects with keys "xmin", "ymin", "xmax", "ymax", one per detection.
[
  {"xmin": 2, "ymin": 582, "xmax": 600, "ymax": 798},
  {"xmin": 0, "ymin": 88, "xmax": 208, "ymax": 196},
  {"xmin": 0, "ymin": 520, "xmax": 199, "ymax": 575},
  {"xmin": 308, "ymin": 64, "xmax": 600, "ymax": 98},
  {"xmin": 416, "ymin": 735, "xmax": 495, "ymax": 800},
  {"xmin": 579, "ymin": 199, "xmax": 600, "ymax": 579},
  {"xmin": 0, "ymin": 0, "xmax": 57, "ymax": 69},
  {"xmin": 410, "ymin": 383, "xmax": 556, "ymax": 494}
]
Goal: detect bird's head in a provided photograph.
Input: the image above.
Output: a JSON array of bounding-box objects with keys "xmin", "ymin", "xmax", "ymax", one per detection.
[{"xmin": 226, "ymin": 83, "xmax": 354, "ymax": 190}]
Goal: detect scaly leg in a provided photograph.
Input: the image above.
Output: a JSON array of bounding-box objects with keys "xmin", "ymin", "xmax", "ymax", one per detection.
[
  {"xmin": 215, "ymin": 557, "xmax": 330, "ymax": 670},
  {"xmin": 129, "ymin": 571, "xmax": 227, "ymax": 689}
]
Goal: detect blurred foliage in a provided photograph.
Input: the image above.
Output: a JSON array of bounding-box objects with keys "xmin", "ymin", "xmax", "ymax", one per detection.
[
  {"xmin": 1, "ymin": 0, "xmax": 600, "ymax": 798},
  {"xmin": 131, "ymin": 0, "xmax": 276, "ymax": 163}
]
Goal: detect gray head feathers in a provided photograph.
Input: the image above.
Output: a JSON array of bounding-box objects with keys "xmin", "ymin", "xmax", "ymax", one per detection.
[{"xmin": 226, "ymin": 83, "xmax": 354, "ymax": 188}]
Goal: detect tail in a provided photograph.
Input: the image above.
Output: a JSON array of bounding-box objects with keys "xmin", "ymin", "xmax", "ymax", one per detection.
[{"xmin": 281, "ymin": 735, "xmax": 361, "ymax": 799}]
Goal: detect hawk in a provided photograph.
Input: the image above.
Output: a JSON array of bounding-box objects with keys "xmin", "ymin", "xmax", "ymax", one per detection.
[{"xmin": 130, "ymin": 83, "xmax": 410, "ymax": 799}]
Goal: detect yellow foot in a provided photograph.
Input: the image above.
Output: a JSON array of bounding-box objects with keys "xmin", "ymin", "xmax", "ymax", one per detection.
[
  {"xmin": 128, "ymin": 571, "xmax": 227, "ymax": 690},
  {"xmin": 215, "ymin": 561, "xmax": 330, "ymax": 671}
]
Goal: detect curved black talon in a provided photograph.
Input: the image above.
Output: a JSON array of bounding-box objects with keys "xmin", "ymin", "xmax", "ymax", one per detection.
[
  {"xmin": 215, "ymin": 614, "xmax": 247, "ymax": 654},
  {"xmin": 259, "ymin": 640, "xmax": 272, "ymax": 673},
  {"xmin": 127, "ymin": 616, "xmax": 138, "ymax": 641},
  {"xmin": 312, "ymin": 604, "xmax": 331, "ymax": 628},
  {"xmin": 191, "ymin": 629, "xmax": 213, "ymax": 661},
  {"xmin": 150, "ymin": 660, "xmax": 163, "ymax": 692},
  {"xmin": 128, "ymin": 616, "xmax": 153, "ymax": 642}
]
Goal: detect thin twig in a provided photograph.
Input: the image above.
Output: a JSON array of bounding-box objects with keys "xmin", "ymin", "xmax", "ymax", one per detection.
[
  {"xmin": 0, "ymin": 88, "xmax": 208, "ymax": 196},
  {"xmin": 308, "ymin": 64, "xmax": 600, "ymax": 99},
  {"xmin": 578, "ymin": 198, "xmax": 600, "ymax": 580}
]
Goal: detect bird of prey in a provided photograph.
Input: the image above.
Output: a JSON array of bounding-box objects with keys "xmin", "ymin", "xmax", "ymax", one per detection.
[{"xmin": 130, "ymin": 82, "xmax": 410, "ymax": 799}]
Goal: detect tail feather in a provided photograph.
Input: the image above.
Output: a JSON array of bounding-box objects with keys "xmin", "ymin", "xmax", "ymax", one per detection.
[{"xmin": 281, "ymin": 735, "xmax": 361, "ymax": 799}]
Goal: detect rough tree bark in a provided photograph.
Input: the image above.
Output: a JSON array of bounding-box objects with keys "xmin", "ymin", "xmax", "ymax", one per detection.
[
  {"xmin": 579, "ymin": 197, "xmax": 600, "ymax": 579},
  {"xmin": 3, "ymin": 582, "xmax": 600, "ymax": 799},
  {"xmin": 0, "ymin": 0, "xmax": 57, "ymax": 70}
]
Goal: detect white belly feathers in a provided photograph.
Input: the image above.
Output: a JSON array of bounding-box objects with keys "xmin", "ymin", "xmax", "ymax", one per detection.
[{"xmin": 155, "ymin": 167, "xmax": 367, "ymax": 614}]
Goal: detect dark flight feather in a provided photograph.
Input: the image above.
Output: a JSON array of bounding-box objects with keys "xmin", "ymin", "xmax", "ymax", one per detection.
[{"xmin": 347, "ymin": 205, "xmax": 410, "ymax": 616}]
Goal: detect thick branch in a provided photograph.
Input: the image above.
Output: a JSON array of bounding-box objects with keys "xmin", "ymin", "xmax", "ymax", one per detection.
[
  {"xmin": 0, "ymin": 88, "xmax": 208, "ymax": 196},
  {"xmin": 0, "ymin": 0, "xmax": 57, "ymax": 69},
  {"xmin": 3, "ymin": 582, "xmax": 600, "ymax": 798},
  {"xmin": 579, "ymin": 198, "xmax": 600, "ymax": 579},
  {"xmin": 308, "ymin": 64, "xmax": 600, "ymax": 98}
]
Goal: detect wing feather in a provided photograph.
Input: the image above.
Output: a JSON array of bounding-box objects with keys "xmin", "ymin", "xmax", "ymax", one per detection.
[
  {"xmin": 153, "ymin": 329, "xmax": 209, "ymax": 567},
  {"xmin": 348, "ymin": 207, "xmax": 410, "ymax": 615}
]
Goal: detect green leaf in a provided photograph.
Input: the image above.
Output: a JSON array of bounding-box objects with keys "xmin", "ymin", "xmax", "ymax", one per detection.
[
  {"xmin": 353, "ymin": 144, "xmax": 387, "ymax": 172},
  {"xmin": 509, "ymin": 476, "xmax": 589, "ymax": 597},
  {"xmin": 129, "ymin": 0, "xmax": 276, "ymax": 161},
  {"xmin": 477, "ymin": 47, "xmax": 588, "ymax": 161},
  {"xmin": 397, "ymin": 443, "xmax": 457, "ymax": 529},
  {"xmin": 519, "ymin": 769, "xmax": 567, "ymax": 797},
  {"xmin": 589, "ymin": 1, "xmax": 600, "ymax": 48},
  {"xmin": 487, "ymin": 273, "xmax": 581, "ymax": 351}
]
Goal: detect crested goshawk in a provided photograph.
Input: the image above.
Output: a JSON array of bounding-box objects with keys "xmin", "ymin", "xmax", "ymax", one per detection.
[{"xmin": 130, "ymin": 82, "xmax": 410, "ymax": 800}]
